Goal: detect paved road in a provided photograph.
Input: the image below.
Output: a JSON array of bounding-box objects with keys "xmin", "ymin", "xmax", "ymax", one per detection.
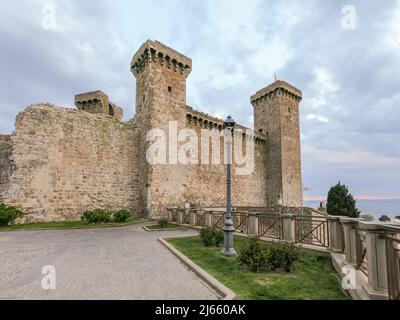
[{"xmin": 0, "ymin": 224, "xmax": 218, "ymax": 300}]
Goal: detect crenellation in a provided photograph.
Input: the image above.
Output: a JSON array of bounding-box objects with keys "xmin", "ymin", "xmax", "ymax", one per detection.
[
  {"xmin": 250, "ymin": 80, "xmax": 302, "ymax": 107},
  {"xmin": 75, "ymin": 90, "xmax": 124, "ymax": 121},
  {"xmin": 131, "ymin": 40, "xmax": 192, "ymax": 79},
  {"xmin": 186, "ymin": 106, "xmax": 267, "ymax": 144}
]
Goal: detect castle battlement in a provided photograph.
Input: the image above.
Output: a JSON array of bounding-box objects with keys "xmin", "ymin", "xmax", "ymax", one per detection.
[
  {"xmin": 186, "ymin": 106, "xmax": 267, "ymax": 144},
  {"xmin": 75, "ymin": 90, "xmax": 123, "ymax": 121},
  {"xmin": 250, "ymin": 80, "xmax": 302, "ymax": 107},
  {"xmin": 130, "ymin": 40, "xmax": 192, "ymax": 78}
]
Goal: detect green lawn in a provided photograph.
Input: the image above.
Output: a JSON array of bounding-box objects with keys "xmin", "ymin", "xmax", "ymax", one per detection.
[
  {"xmin": 146, "ymin": 223, "xmax": 183, "ymax": 230},
  {"xmin": 166, "ymin": 236, "xmax": 348, "ymax": 300},
  {"xmin": 0, "ymin": 218, "xmax": 141, "ymax": 231}
]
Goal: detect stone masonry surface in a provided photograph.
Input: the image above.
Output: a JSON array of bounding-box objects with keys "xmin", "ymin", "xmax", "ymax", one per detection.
[{"xmin": 0, "ymin": 39, "xmax": 303, "ymax": 221}]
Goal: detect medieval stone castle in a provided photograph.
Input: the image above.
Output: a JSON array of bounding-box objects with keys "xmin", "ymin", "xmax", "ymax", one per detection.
[{"xmin": 0, "ymin": 40, "xmax": 303, "ymax": 222}]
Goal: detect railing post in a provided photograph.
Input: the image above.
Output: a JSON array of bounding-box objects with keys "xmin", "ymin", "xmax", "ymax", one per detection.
[
  {"xmin": 328, "ymin": 216, "xmax": 345, "ymax": 252},
  {"xmin": 248, "ymin": 213, "xmax": 259, "ymax": 236},
  {"xmin": 190, "ymin": 210, "xmax": 196, "ymax": 225},
  {"xmin": 358, "ymin": 222, "xmax": 391, "ymax": 299},
  {"xmin": 205, "ymin": 212, "xmax": 212, "ymax": 227},
  {"xmin": 282, "ymin": 214, "xmax": 296, "ymax": 242},
  {"xmin": 340, "ymin": 218, "xmax": 358, "ymax": 265},
  {"xmin": 178, "ymin": 209, "xmax": 184, "ymax": 224}
]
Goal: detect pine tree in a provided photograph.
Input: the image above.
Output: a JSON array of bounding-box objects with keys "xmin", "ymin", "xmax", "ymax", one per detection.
[{"xmin": 326, "ymin": 182, "xmax": 360, "ymax": 218}]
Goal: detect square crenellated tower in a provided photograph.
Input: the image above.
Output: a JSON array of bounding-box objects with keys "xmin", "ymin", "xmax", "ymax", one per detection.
[
  {"xmin": 75, "ymin": 90, "xmax": 124, "ymax": 121},
  {"xmin": 251, "ymin": 80, "xmax": 303, "ymax": 207},
  {"xmin": 130, "ymin": 40, "xmax": 192, "ymax": 217}
]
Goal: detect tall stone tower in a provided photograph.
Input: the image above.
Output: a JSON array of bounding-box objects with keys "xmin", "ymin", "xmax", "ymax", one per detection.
[
  {"xmin": 251, "ymin": 80, "xmax": 303, "ymax": 207},
  {"xmin": 131, "ymin": 40, "xmax": 192, "ymax": 216}
]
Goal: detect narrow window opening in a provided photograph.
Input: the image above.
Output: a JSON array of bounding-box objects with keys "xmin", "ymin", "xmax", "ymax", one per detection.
[
  {"xmin": 168, "ymin": 86, "xmax": 172, "ymax": 93},
  {"xmin": 108, "ymin": 104, "xmax": 114, "ymax": 116}
]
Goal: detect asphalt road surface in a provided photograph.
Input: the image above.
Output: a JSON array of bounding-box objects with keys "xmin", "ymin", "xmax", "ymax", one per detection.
[{"xmin": 0, "ymin": 223, "xmax": 217, "ymax": 300}]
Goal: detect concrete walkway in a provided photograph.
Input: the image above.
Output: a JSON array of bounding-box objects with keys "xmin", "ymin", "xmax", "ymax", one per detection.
[{"xmin": 0, "ymin": 223, "xmax": 218, "ymax": 300}]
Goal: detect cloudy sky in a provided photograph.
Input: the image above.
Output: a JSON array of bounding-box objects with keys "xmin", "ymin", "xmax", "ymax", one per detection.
[{"xmin": 0, "ymin": 0, "xmax": 399, "ymax": 200}]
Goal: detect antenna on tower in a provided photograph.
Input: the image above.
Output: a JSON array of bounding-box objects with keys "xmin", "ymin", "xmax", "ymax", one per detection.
[{"xmin": 273, "ymin": 71, "xmax": 278, "ymax": 82}]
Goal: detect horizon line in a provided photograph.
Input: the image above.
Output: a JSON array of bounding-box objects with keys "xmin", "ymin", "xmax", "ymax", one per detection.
[{"xmin": 304, "ymin": 195, "xmax": 400, "ymax": 201}]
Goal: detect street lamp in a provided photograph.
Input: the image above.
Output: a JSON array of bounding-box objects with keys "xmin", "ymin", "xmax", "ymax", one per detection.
[{"xmin": 221, "ymin": 115, "xmax": 237, "ymax": 257}]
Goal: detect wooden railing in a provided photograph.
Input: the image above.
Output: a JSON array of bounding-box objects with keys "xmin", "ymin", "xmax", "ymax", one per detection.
[
  {"xmin": 212, "ymin": 212, "xmax": 224, "ymax": 229},
  {"xmin": 294, "ymin": 215, "xmax": 329, "ymax": 248},
  {"xmin": 257, "ymin": 213, "xmax": 283, "ymax": 239},
  {"xmin": 232, "ymin": 212, "xmax": 249, "ymax": 233},
  {"xmin": 168, "ymin": 208, "xmax": 179, "ymax": 222},
  {"xmin": 194, "ymin": 210, "xmax": 205, "ymax": 226}
]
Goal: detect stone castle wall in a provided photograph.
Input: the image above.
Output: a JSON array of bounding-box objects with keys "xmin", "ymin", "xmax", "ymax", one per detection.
[
  {"xmin": 1, "ymin": 104, "xmax": 141, "ymax": 222},
  {"xmin": 0, "ymin": 134, "xmax": 15, "ymax": 201},
  {"xmin": 183, "ymin": 107, "xmax": 269, "ymax": 208},
  {"xmin": 0, "ymin": 40, "xmax": 303, "ymax": 222}
]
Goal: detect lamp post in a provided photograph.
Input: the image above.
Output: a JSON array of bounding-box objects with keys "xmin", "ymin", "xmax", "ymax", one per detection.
[{"xmin": 221, "ymin": 115, "xmax": 237, "ymax": 257}]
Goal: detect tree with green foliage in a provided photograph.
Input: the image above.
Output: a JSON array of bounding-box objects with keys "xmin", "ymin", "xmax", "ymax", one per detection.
[
  {"xmin": 379, "ymin": 215, "xmax": 391, "ymax": 222},
  {"xmin": 326, "ymin": 182, "xmax": 360, "ymax": 218}
]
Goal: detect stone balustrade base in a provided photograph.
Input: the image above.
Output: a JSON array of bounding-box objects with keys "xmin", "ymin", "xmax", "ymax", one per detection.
[{"xmin": 330, "ymin": 252, "xmax": 388, "ymax": 300}]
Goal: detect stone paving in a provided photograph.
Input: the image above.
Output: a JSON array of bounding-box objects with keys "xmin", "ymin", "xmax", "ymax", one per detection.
[{"xmin": 0, "ymin": 224, "xmax": 218, "ymax": 300}]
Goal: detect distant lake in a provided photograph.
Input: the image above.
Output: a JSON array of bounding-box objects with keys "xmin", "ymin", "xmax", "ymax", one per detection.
[{"xmin": 304, "ymin": 199, "xmax": 400, "ymax": 220}]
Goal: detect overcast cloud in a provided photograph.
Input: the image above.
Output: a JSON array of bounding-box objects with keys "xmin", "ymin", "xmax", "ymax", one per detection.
[{"xmin": 0, "ymin": 0, "xmax": 399, "ymax": 199}]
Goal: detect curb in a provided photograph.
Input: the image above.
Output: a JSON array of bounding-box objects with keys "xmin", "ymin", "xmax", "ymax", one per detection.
[
  {"xmin": 0, "ymin": 220, "xmax": 145, "ymax": 233},
  {"xmin": 158, "ymin": 237, "xmax": 236, "ymax": 300},
  {"xmin": 142, "ymin": 225, "xmax": 188, "ymax": 232}
]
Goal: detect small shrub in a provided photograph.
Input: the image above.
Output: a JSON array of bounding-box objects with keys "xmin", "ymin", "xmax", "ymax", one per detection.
[
  {"xmin": 158, "ymin": 217, "xmax": 169, "ymax": 228},
  {"xmin": 238, "ymin": 239, "xmax": 301, "ymax": 273},
  {"xmin": 238, "ymin": 238, "xmax": 269, "ymax": 272},
  {"xmin": 113, "ymin": 210, "xmax": 131, "ymax": 222},
  {"xmin": 199, "ymin": 227, "xmax": 224, "ymax": 247},
  {"xmin": 267, "ymin": 242, "xmax": 301, "ymax": 272},
  {"xmin": 379, "ymin": 215, "xmax": 391, "ymax": 222},
  {"xmin": 0, "ymin": 204, "xmax": 23, "ymax": 227},
  {"xmin": 81, "ymin": 209, "xmax": 112, "ymax": 224},
  {"xmin": 213, "ymin": 228, "xmax": 224, "ymax": 247}
]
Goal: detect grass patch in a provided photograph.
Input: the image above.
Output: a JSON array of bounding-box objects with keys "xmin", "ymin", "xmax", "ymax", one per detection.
[
  {"xmin": 0, "ymin": 217, "xmax": 141, "ymax": 231},
  {"xmin": 166, "ymin": 236, "xmax": 348, "ymax": 300},
  {"xmin": 147, "ymin": 223, "xmax": 182, "ymax": 230}
]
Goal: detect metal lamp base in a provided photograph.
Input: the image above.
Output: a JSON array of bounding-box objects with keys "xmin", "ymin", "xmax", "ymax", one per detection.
[
  {"xmin": 221, "ymin": 247, "xmax": 237, "ymax": 257},
  {"xmin": 222, "ymin": 224, "xmax": 236, "ymax": 257}
]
